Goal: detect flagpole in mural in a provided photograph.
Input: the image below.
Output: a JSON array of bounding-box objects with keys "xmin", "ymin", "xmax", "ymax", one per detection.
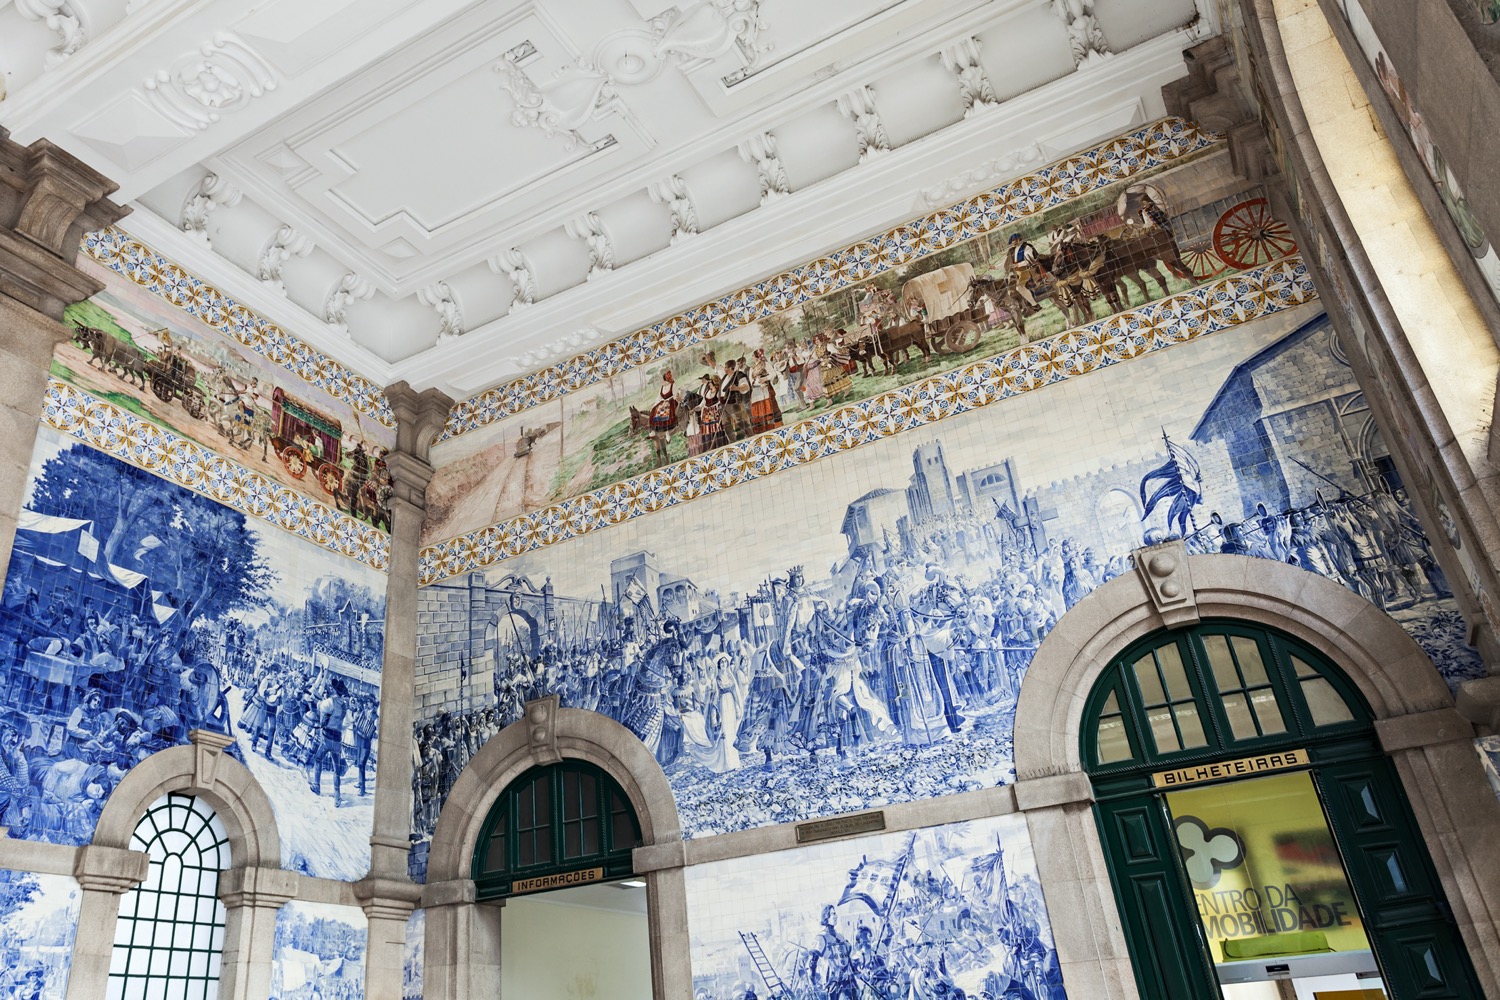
[{"xmin": 1140, "ymin": 428, "xmax": 1204, "ymax": 538}]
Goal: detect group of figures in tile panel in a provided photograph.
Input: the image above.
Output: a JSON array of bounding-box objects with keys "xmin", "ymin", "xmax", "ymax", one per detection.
[
  {"xmin": 409, "ymin": 316, "xmax": 1481, "ymax": 867},
  {"xmin": 0, "ymin": 430, "xmax": 384, "ymax": 876},
  {"xmin": 689, "ymin": 819, "xmax": 1063, "ymax": 1000},
  {"xmin": 423, "ymin": 145, "xmax": 1280, "ymax": 542},
  {"xmin": 57, "ymin": 271, "xmax": 396, "ymax": 530}
]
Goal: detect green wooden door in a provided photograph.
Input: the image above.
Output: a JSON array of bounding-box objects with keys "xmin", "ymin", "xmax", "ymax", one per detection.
[
  {"xmin": 1317, "ymin": 759, "xmax": 1485, "ymax": 999},
  {"xmin": 1095, "ymin": 795, "xmax": 1218, "ymax": 1000}
]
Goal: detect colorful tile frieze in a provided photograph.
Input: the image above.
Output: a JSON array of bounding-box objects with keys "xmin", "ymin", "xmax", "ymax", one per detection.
[
  {"xmin": 80, "ymin": 228, "xmax": 396, "ymax": 429},
  {"xmin": 437, "ymin": 116, "xmax": 1224, "ymax": 441},
  {"xmin": 418, "ymin": 256, "xmax": 1318, "ymax": 585},
  {"xmin": 41, "ymin": 378, "xmax": 391, "ymax": 572}
]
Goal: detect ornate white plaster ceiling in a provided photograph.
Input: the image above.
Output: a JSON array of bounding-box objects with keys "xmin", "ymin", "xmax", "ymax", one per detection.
[{"xmin": 0, "ymin": 0, "xmax": 1213, "ymax": 396}]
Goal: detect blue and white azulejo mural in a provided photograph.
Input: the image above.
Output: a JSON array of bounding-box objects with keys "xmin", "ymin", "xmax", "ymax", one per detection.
[
  {"xmin": 0, "ymin": 868, "xmax": 80, "ymax": 999},
  {"xmin": 409, "ymin": 306, "xmax": 1478, "ymax": 876},
  {"xmin": 0, "ymin": 427, "xmax": 386, "ymax": 880},
  {"xmin": 686, "ymin": 814, "xmax": 1063, "ymax": 1000},
  {"xmin": 271, "ymin": 900, "xmax": 367, "ymax": 1000}
]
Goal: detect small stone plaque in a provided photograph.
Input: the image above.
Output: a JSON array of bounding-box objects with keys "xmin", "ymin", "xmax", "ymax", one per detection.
[{"xmin": 795, "ymin": 811, "xmax": 886, "ymax": 844}]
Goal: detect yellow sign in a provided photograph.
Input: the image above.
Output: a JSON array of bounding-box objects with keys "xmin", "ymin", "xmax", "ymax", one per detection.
[
  {"xmin": 510, "ymin": 867, "xmax": 606, "ymax": 895},
  {"xmin": 1152, "ymin": 748, "xmax": 1308, "ymax": 788}
]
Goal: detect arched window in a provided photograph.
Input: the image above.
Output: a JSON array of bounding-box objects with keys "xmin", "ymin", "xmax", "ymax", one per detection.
[
  {"xmin": 472, "ymin": 761, "xmax": 641, "ymax": 900},
  {"xmin": 1084, "ymin": 620, "xmax": 1370, "ymax": 775},
  {"xmin": 106, "ymin": 793, "xmax": 231, "ymax": 1000}
]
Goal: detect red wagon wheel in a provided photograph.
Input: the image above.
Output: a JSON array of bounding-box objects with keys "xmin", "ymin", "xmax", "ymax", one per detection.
[
  {"xmin": 1213, "ymin": 198, "xmax": 1297, "ymax": 269},
  {"xmin": 1181, "ymin": 244, "xmax": 1227, "ymax": 281}
]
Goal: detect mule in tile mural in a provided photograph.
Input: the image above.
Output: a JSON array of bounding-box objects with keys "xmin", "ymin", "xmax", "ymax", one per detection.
[
  {"xmin": 424, "ymin": 130, "xmax": 1299, "ymax": 543},
  {"xmin": 57, "ymin": 256, "xmax": 396, "ymax": 531},
  {"xmin": 409, "ymin": 308, "xmax": 1478, "ymax": 876},
  {"xmin": 686, "ymin": 814, "xmax": 1062, "ymax": 1000},
  {"xmin": 0, "ymin": 428, "xmax": 385, "ymax": 879}
]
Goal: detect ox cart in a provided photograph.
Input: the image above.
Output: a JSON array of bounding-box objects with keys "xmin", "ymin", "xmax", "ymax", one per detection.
[
  {"xmin": 270, "ymin": 386, "xmax": 346, "ymax": 496},
  {"xmin": 900, "ymin": 263, "xmax": 987, "ymax": 355},
  {"xmin": 144, "ymin": 331, "xmax": 208, "ymax": 418}
]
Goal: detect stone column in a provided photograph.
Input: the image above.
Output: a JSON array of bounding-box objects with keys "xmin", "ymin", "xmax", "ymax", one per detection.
[
  {"xmin": 355, "ymin": 876, "xmax": 424, "ymax": 1000},
  {"xmin": 216, "ymin": 866, "xmax": 297, "ymax": 1000},
  {"xmin": 421, "ymin": 879, "xmax": 503, "ymax": 999},
  {"xmin": 64, "ymin": 845, "xmax": 150, "ymax": 1000},
  {"xmin": 367, "ymin": 382, "xmax": 452, "ymax": 999},
  {"xmin": 0, "ymin": 129, "xmax": 125, "ymax": 571}
]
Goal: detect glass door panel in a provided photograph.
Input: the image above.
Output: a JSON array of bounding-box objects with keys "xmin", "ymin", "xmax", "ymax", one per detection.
[{"xmin": 1162, "ymin": 771, "xmax": 1386, "ymax": 999}]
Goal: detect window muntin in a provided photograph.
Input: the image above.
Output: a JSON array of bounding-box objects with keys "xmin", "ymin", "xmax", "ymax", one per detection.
[
  {"xmin": 1085, "ymin": 623, "xmax": 1369, "ymax": 771},
  {"xmin": 473, "ymin": 762, "xmax": 643, "ymax": 899},
  {"xmin": 106, "ymin": 793, "xmax": 230, "ymax": 1000}
]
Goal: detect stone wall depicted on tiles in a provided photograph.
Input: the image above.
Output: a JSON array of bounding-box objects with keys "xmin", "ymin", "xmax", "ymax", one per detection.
[
  {"xmin": 423, "ymin": 120, "xmax": 1265, "ymax": 545},
  {"xmin": 0, "ymin": 428, "xmax": 386, "ymax": 880},
  {"xmin": 270, "ymin": 900, "xmax": 368, "ymax": 1000},
  {"xmin": 0, "ymin": 869, "xmax": 81, "ymax": 997},
  {"xmin": 407, "ymin": 304, "xmax": 1478, "ymax": 878},
  {"xmin": 685, "ymin": 814, "xmax": 1062, "ymax": 1000},
  {"xmin": 62, "ymin": 238, "xmax": 396, "ymax": 532}
]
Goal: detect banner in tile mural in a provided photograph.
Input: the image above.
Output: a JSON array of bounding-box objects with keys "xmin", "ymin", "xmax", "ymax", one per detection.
[
  {"xmin": 0, "ymin": 869, "xmax": 80, "ymax": 997},
  {"xmin": 686, "ymin": 814, "xmax": 1062, "ymax": 1000},
  {"xmin": 409, "ymin": 308, "xmax": 1478, "ymax": 872},
  {"xmin": 424, "ymin": 135, "xmax": 1297, "ymax": 544},
  {"xmin": 57, "ymin": 256, "xmax": 396, "ymax": 530},
  {"xmin": 0, "ymin": 428, "xmax": 385, "ymax": 880},
  {"xmin": 271, "ymin": 901, "xmax": 368, "ymax": 1000}
]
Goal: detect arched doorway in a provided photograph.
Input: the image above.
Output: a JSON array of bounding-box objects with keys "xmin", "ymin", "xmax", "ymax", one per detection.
[
  {"xmin": 1083, "ymin": 620, "xmax": 1483, "ymax": 999},
  {"xmin": 467, "ymin": 756, "xmax": 652, "ymax": 999}
]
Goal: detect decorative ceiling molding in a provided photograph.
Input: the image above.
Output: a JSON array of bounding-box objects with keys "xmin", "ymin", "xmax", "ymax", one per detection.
[
  {"xmin": 180, "ymin": 171, "xmax": 242, "ymax": 246},
  {"xmin": 14, "ymin": 0, "xmax": 86, "ymax": 68},
  {"xmin": 325, "ymin": 272, "xmax": 376, "ymax": 334},
  {"xmin": 564, "ymin": 212, "xmax": 616, "ymax": 278},
  {"xmin": 915, "ymin": 144, "xmax": 1048, "ymax": 211},
  {"xmin": 493, "ymin": 42, "xmax": 624, "ymax": 152},
  {"xmin": 419, "ymin": 280, "xmax": 465, "ymax": 344},
  {"xmin": 419, "ymin": 256, "xmax": 1319, "ymax": 582},
  {"xmin": 737, "ymin": 130, "xmax": 790, "ymax": 206},
  {"xmin": 938, "ymin": 36, "xmax": 1000, "ymax": 117},
  {"xmin": 1051, "ymin": 0, "xmax": 1112, "ymax": 67},
  {"xmin": 143, "ymin": 32, "xmax": 278, "ymax": 131},
  {"xmin": 488, "ymin": 249, "xmax": 538, "ymax": 313},
  {"xmin": 80, "ymin": 226, "xmax": 397, "ymax": 427},
  {"xmin": 836, "ymin": 86, "xmax": 891, "ymax": 163},
  {"xmin": 257, "ymin": 223, "xmax": 313, "ymax": 295},
  {"xmin": 648, "ymin": 175, "xmax": 699, "ymax": 245},
  {"xmin": 43, "ymin": 379, "xmax": 391, "ymax": 570},
  {"xmin": 437, "ymin": 115, "xmax": 1218, "ymax": 442}
]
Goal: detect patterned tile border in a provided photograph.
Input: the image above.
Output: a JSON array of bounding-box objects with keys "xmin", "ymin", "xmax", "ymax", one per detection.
[
  {"xmin": 80, "ymin": 229, "xmax": 396, "ymax": 429},
  {"xmin": 42, "ymin": 379, "xmax": 391, "ymax": 572},
  {"xmin": 418, "ymin": 256, "xmax": 1318, "ymax": 585},
  {"xmin": 438, "ymin": 115, "xmax": 1224, "ymax": 442}
]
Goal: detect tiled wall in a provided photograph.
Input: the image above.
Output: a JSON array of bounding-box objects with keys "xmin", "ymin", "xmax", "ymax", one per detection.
[
  {"xmin": 0, "ymin": 427, "xmax": 386, "ymax": 879},
  {"xmin": 270, "ymin": 900, "xmax": 368, "ymax": 1000},
  {"xmin": 407, "ymin": 302, "xmax": 1478, "ymax": 879},
  {"xmin": 685, "ymin": 814, "xmax": 1063, "ymax": 999},
  {"xmin": 0, "ymin": 869, "xmax": 80, "ymax": 997}
]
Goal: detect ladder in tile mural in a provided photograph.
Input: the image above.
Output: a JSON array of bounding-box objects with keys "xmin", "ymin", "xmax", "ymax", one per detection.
[{"xmin": 739, "ymin": 931, "xmax": 790, "ymax": 999}]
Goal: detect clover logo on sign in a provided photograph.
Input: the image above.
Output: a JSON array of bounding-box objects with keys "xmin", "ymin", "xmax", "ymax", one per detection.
[{"xmin": 1174, "ymin": 815, "xmax": 1246, "ymax": 889}]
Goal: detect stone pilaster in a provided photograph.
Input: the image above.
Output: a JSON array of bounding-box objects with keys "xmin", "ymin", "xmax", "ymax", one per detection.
[
  {"xmin": 421, "ymin": 879, "xmax": 504, "ymax": 999},
  {"xmin": 217, "ymin": 866, "xmax": 298, "ymax": 1000},
  {"xmin": 355, "ymin": 876, "xmax": 425, "ymax": 1000},
  {"xmin": 368, "ymin": 381, "xmax": 451, "ymax": 998},
  {"xmin": 64, "ymin": 845, "xmax": 149, "ymax": 1000},
  {"xmin": 0, "ymin": 129, "xmax": 126, "ymax": 574}
]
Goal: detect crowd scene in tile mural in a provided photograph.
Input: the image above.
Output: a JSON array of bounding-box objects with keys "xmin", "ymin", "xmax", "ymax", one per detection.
[
  {"xmin": 686, "ymin": 819, "xmax": 1062, "ymax": 1000},
  {"xmin": 423, "ymin": 136, "xmax": 1278, "ymax": 542},
  {"xmin": 409, "ymin": 313, "xmax": 1481, "ymax": 871},
  {"xmin": 0, "ymin": 429, "xmax": 384, "ymax": 877},
  {"xmin": 270, "ymin": 902, "xmax": 368, "ymax": 1000}
]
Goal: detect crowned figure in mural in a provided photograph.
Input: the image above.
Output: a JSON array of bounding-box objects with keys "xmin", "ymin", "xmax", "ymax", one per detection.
[{"xmin": 909, "ymin": 564, "xmax": 970, "ymax": 736}]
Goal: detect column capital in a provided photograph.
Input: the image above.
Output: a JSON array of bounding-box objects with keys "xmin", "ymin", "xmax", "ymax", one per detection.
[
  {"xmin": 0, "ymin": 129, "xmax": 128, "ymax": 319},
  {"xmin": 73, "ymin": 844, "xmax": 149, "ymax": 894},
  {"xmin": 217, "ymin": 866, "xmax": 299, "ymax": 910},
  {"xmin": 420, "ymin": 878, "xmax": 478, "ymax": 910},
  {"xmin": 385, "ymin": 381, "xmax": 454, "ymax": 465},
  {"xmin": 354, "ymin": 875, "xmax": 424, "ymax": 922}
]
